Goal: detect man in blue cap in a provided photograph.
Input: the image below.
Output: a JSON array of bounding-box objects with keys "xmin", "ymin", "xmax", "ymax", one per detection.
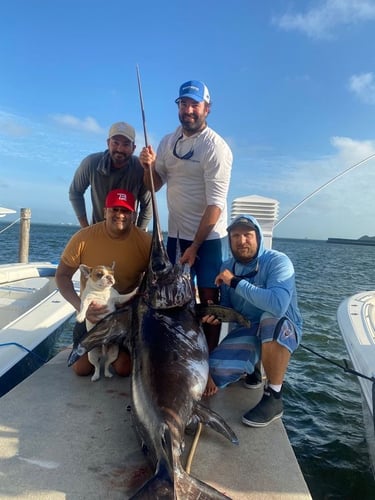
[{"xmin": 140, "ymin": 80, "xmax": 233, "ymax": 351}]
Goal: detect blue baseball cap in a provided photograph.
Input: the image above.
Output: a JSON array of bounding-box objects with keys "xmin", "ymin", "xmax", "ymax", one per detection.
[{"xmin": 175, "ymin": 80, "xmax": 211, "ymax": 104}]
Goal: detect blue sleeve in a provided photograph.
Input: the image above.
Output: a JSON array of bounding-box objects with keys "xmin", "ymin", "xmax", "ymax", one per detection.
[{"xmin": 234, "ymin": 253, "xmax": 296, "ymax": 317}]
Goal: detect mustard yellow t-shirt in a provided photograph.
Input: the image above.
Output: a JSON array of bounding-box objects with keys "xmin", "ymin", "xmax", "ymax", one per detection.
[{"xmin": 61, "ymin": 222, "xmax": 152, "ymax": 293}]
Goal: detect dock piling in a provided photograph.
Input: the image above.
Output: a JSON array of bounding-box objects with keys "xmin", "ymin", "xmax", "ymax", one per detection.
[{"xmin": 19, "ymin": 208, "xmax": 31, "ymax": 263}]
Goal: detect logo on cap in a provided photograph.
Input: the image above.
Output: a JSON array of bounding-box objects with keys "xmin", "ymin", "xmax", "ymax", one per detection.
[
  {"xmin": 105, "ymin": 189, "xmax": 135, "ymax": 212},
  {"xmin": 175, "ymin": 80, "xmax": 210, "ymax": 104}
]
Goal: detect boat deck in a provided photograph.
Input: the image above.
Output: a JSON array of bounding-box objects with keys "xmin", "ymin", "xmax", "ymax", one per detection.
[{"xmin": 0, "ymin": 348, "xmax": 311, "ymax": 499}]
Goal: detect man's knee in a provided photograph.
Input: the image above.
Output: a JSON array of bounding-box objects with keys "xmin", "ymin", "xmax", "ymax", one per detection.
[
  {"xmin": 113, "ymin": 350, "xmax": 132, "ymax": 377},
  {"xmin": 72, "ymin": 354, "xmax": 94, "ymax": 376}
]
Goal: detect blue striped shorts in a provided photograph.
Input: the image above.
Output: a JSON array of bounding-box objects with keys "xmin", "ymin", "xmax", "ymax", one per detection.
[{"xmin": 209, "ymin": 315, "xmax": 299, "ymax": 388}]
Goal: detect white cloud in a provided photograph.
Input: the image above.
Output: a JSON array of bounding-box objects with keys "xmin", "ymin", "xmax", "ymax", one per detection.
[
  {"xmin": 348, "ymin": 72, "xmax": 375, "ymax": 104},
  {"xmin": 331, "ymin": 135, "xmax": 375, "ymax": 158},
  {"xmin": 274, "ymin": 0, "xmax": 375, "ymax": 39},
  {"xmin": 247, "ymin": 136, "xmax": 375, "ymax": 239},
  {"xmin": 51, "ymin": 114, "xmax": 104, "ymax": 134},
  {"xmin": 0, "ymin": 111, "xmax": 32, "ymax": 137}
]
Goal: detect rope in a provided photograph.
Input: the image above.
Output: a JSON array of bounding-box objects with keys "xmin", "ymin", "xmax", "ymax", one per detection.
[
  {"xmin": 185, "ymin": 422, "xmax": 203, "ymax": 474},
  {"xmin": 0, "ymin": 218, "xmax": 20, "ymax": 234},
  {"xmin": 300, "ymin": 342, "xmax": 375, "ymax": 431},
  {"xmin": 0, "ymin": 342, "xmax": 47, "ymax": 364}
]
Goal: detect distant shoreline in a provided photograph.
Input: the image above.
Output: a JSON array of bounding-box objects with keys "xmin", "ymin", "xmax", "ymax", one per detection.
[{"xmin": 327, "ymin": 237, "xmax": 375, "ymax": 246}]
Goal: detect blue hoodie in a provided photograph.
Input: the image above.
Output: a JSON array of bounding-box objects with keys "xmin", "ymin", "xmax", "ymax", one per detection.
[{"xmin": 220, "ymin": 214, "xmax": 302, "ymax": 340}]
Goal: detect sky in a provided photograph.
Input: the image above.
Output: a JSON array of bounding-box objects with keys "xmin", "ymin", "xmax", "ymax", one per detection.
[{"xmin": 1, "ymin": 0, "xmax": 375, "ymax": 240}]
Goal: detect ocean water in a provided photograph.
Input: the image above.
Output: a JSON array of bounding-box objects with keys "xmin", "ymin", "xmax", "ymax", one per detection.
[{"xmin": 1, "ymin": 221, "xmax": 375, "ymax": 499}]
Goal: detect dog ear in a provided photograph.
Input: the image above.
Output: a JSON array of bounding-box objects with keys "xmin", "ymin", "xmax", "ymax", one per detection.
[
  {"xmin": 79, "ymin": 264, "xmax": 92, "ymax": 279},
  {"xmin": 111, "ymin": 261, "xmax": 116, "ymax": 271}
]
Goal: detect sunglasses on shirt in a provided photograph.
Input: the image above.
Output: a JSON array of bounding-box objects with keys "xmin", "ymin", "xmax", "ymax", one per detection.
[{"xmin": 172, "ymin": 134, "xmax": 194, "ymax": 160}]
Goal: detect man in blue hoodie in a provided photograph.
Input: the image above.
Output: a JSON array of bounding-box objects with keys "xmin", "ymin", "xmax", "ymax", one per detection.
[{"xmin": 203, "ymin": 214, "xmax": 302, "ymax": 428}]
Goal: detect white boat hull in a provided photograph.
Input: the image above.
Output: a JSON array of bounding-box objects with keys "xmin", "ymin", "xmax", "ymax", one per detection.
[
  {"xmin": 337, "ymin": 291, "xmax": 375, "ymax": 473},
  {"xmin": 0, "ymin": 262, "xmax": 78, "ymax": 396}
]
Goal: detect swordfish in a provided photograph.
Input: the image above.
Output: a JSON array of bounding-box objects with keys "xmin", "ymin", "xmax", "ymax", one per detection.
[{"xmin": 68, "ymin": 170, "xmax": 244, "ymax": 498}]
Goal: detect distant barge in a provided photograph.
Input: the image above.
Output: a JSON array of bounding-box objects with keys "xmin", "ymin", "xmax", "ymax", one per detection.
[{"xmin": 327, "ymin": 237, "xmax": 375, "ymax": 246}]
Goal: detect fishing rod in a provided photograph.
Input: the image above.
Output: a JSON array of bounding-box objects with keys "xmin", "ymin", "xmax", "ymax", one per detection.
[
  {"xmin": 136, "ymin": 64, "xmax": 160, "ymax": 223},
  {"xmin": 136, "ymin": 64, "xmax": 149, "ymax": 149},
  {"xmin": 275, "ymin": 152, "xmax": 375, "ymax": 227}
]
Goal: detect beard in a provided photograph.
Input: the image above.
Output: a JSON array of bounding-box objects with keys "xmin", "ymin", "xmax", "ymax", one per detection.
[
  {"xmin": 231, "ymin": 246, "xmax": 258, "ymax": 263},
  {"xmin": 179, "ymin": 112, "xmax": 206, "ymax": 134},
  {"xmin": 111, "ymin": 151, "xmax": 131, "ymax": 167}
]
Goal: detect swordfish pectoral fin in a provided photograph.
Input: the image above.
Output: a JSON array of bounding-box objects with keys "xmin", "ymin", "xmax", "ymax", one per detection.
[
  {"xmin": 67, "ymin": 343, "xmax": 87, "ymax": 366},
  {"xmin": 192, "ymin": 402, "xmax": 239, "ymax": 445},
  {"xmin": 80, "ymin": 306, "xmax": 133, "ymax": 352},
  {"xmin": 195, "ymin": 304, "xmax": 251, "ymax": 328},
  {"xmin": 67, "ymin": 306, "xmax": 133, "ymax": 367}
]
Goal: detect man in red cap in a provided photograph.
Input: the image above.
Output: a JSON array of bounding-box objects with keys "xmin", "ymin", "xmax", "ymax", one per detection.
[{"xmin": 56, "ymin": 189, "xmax": 152, "ymax": 377}]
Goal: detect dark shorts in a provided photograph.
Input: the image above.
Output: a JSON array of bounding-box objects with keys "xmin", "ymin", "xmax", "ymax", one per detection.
[{"xmin": 167, "ymin": 236, "xmax": 226, "ymax": 288}]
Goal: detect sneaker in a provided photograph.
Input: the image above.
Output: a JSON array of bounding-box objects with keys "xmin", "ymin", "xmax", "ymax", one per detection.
[
  {"xmin": 243, "ymin": 366, "xmax": 262, "ymax": 389},
  {"xmin": 242, "ymin": 387, "xmax": 283, "ymax": 427}
]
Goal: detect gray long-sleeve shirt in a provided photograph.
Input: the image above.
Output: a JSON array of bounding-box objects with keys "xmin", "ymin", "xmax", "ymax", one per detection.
[{"xmin": 69, "ymin": 151, "xmax": 152, "ymax": 230}]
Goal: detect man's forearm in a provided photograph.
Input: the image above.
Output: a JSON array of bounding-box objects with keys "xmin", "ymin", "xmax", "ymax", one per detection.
[
  {"xmin": 56, "ymin": 275, "xmax": 81, "ymax": 312},
  {"xmin": 77, "ymin": 215, "xmax": 89, "ymax": 228},
  {"xmin": 192, "ymin": 205, "xmax": 222, "ymax": 247}
]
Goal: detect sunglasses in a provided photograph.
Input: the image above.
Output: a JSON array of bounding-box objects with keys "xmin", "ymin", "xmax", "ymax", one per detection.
[
  {"xmin": 172, "ymin": 134, "xmax": 194, "ymax": 160},
  {"xmin": 231, "ymin": 261, "xmax": 259, "ymax": 279},
  {"xmin": 108, "ymin": 207, "xmax": 132, "ymax": 214}
]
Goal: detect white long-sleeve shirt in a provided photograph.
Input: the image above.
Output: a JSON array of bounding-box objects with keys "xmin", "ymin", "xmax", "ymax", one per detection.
[{"xmin": 155, "ymin": 125, "xmax": 233, "ymax": 240}]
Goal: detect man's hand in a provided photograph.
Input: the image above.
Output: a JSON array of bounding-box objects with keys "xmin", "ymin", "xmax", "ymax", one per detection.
[
  {"xmin": 85, "ymin": 301, "xmax": 109, "ymax": 324},
  {"xmin": 180, "ymin": 245, "xmax": 199, "ymax": 267},
  {"xmin": 215, "ymin": 269, "xmax": 234, "ymax": 287},
  {"xmin": 201, "ymin": 314, "xmax": 221, "ymax": 325},
  {"xmin": 139, "ymin": 145, "xmax": 156, "ymax": 170}
]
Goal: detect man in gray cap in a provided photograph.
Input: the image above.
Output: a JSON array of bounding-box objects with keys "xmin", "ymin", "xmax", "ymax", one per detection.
[{"xmin": 69, "ymin": 122, "xmax": 152, "ymax": 230}]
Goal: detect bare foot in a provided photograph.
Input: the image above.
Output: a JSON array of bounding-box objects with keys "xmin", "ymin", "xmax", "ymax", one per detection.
[{"xmin": 203, "ymin": 374, "xmax": 218, "ymax": 397}]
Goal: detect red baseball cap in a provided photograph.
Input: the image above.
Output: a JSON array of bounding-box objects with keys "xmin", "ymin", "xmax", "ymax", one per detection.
[{"xmin": 105, "ymin": 189, "xmax": 135, "ymax": 212}]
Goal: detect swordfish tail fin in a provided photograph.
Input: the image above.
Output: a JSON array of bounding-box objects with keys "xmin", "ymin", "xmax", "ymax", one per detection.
[
  {"xmin": 128, "ymin": 457, "xmax": 173, "ymax": 499},
  {"xmin": 128, "ymin": 460, "xmax": 231, "ymax": 500},
  {"xmin": 176, "ymin": 469, "xmax": 232, "ymax": 500}
]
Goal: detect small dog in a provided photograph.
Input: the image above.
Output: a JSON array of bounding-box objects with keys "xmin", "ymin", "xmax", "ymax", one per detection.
[{"xmin": 76, "ymin": 263, "xmax": 133, "ymax": 382}]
